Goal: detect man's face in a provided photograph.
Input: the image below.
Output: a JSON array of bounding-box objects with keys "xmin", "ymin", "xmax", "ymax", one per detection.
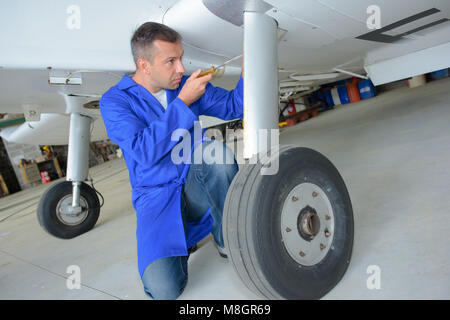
[{"xmin": 142, "ymin": 40, "xmax": 186, "ymax": 90}]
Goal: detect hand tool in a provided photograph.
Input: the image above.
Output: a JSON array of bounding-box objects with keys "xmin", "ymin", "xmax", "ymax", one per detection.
[{"xmin": 198, "ymin": 54, "xmax": 243, "ymax": 77}]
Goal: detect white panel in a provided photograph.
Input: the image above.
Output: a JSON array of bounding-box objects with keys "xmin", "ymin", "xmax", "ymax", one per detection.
[
  {"xmin": 317, "ymin": 0, "xmax": 436, "ymax": 27},
  {"xmin": 365, "ymin": 41, "xmax": 450, "ymax": 85},
  {"xmin": 0, "ymin": 0, "xmax": 175, "ymax": 70},
  {"xmin": 266, "ymin": 10, "xmax": 336, "ymax": 48},
  {"xmin": 436, "ymin": 0, "xmax": 450, "ymax": 13},
  {"xmin": 0, "ymin": 113, "xmax": 108, "ymax": 145},
  {"xmin": 365, "ymin": 23, "xmax": 450, "ymax": 65},
  {"xmin": 0, "ymin": 68, "xmax": 120, "ymax": 114},
  {"xmin": 265, "ymin": 0, "xmax": 366, "ymax": 39},
  {"xmin": 163, "ymin": 0, "xmax": 243, "ymax": 58}
]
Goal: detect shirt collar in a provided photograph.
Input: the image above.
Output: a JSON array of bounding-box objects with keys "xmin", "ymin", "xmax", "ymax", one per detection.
[
  {"xmin": 116, "ymin": 75, "xmax": 181, "ymax": 106},
  {"xmin": 117, "ymin": 75, "xmax": 138, "ymax": 90}
]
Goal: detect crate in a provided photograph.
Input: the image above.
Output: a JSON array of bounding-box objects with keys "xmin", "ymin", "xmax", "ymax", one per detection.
[
  {"xmin": 20, "ymin": 163, "xmax": 41, "ymax": 184},
  {"xmin": 36, "ymin": 157, "xmax": 64, "ymax": 181},
  {"xmin": 0, "ymin": 174, "xmax": 9, "ymax": 196}
]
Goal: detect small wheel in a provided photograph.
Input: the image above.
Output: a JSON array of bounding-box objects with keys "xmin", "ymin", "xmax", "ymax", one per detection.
[
  {"xmin": 223, "ymin": 146, "xmax": 354, "ymax": 299},
  {"xmin": 37, "ymin": 181, "xmax": 100, "ymax": 239}
]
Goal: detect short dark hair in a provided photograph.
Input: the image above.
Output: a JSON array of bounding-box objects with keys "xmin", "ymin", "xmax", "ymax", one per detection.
[{"xmin": 130, "ymin": 22, "xmax": 182, "ymax": 65}]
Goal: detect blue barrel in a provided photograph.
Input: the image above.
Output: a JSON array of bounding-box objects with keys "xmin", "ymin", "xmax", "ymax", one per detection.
[
  {"xmin": 358, "ymin": 79, "xmax": 376, "ymax": 99},
  {"xmin": 308, "ymin": 92, "xmax": 319, "ymax": 106},
  {"xmin": 323, "ymin": 89, "xmax": 334, "ymax": 107},
  {"xmin": 337, "ymin": 84, "xmax": 350, "ymax": 104},
  {"xmin": 430, "ymin": 69, "xmax": 449, "ymax": 80}
]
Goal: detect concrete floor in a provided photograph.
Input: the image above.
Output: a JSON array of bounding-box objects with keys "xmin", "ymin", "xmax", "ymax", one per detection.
[{"xmin": 1, "ymin": 77, "xmax": 450, "ymax": 299}]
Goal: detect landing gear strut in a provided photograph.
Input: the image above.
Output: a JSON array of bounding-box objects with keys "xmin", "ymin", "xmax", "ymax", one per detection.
[{"xmin": 37, "ymin": 112, "xmax": 100, "ymax": 239}]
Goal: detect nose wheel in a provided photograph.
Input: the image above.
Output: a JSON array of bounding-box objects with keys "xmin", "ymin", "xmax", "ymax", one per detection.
[
  {"xmin": 223, "ymin": 146, "xmax": 354, "ymax": 299},
  {"xmin": 37, "ymin": 181, "xmax": 100, "ymax": 239}
]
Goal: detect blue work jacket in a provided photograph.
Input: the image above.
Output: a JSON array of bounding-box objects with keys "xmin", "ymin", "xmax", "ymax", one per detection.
[{"xmin": 100, "ymin": 74, "xmax": 243, "ymax": 277}]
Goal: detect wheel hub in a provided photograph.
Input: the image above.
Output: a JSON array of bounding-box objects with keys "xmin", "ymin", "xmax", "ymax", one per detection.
[
  {"xmin": 56, "ymin": 194, "xmax": 89, "ymax": 226},
  {"xmin": 281, "ymin": 182, "xmax": 335, "ymax": 266},
  {"xmin": 298, "ymin": 206, "xmax": 320, "ymax": 240}
]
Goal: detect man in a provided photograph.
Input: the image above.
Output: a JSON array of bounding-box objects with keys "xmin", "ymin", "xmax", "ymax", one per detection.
[{"xmin": 99, "ymin": 22, "xmax": 243, "ymax": 300}]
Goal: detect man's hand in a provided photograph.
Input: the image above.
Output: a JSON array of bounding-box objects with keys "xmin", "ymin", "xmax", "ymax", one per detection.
[{"xmin": 178, "ymin": 69, "xmax": 213, "ymax": 106}]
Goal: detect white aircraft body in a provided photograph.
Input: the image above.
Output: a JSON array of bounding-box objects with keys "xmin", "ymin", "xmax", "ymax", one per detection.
[{"xmin": 1, "ymin": 0, "xmax": 449, "ymax": 145}]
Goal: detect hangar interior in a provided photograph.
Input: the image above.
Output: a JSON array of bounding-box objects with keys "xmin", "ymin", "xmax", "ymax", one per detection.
[{"xmin": 1, "ymin": 73, "xmax": 449, "ymax": 299}]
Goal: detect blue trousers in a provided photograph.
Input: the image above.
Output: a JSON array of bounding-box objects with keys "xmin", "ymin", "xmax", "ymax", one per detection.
[{"xmin": 141, "ymin": 140, "xmax": 238, "ymax": 300}]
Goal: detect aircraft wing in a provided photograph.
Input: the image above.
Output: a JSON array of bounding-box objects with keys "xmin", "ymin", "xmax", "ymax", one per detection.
[{"xmin": 1, "ymin": 0, "xmax": 449, "ymax": 145}]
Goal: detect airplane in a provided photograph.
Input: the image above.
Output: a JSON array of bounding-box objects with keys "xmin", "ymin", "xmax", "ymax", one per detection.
[{"xmin": 0, "ymin": 0, "xmax": 449, "ymax": 299}]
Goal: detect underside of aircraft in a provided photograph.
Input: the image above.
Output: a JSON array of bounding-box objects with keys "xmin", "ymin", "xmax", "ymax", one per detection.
[{"xmin": 0, "ymin": 0, "xmax": 449, "ymax": 299}]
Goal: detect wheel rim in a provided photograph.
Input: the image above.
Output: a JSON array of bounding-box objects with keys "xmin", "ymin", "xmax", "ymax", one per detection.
[
  {"xmin": 280, "ymin": 182, "xmax": 335, "ymax": 266},
  {"xmin": 56, "ymin": 195, "xmax": 89, "ymax": 226}
]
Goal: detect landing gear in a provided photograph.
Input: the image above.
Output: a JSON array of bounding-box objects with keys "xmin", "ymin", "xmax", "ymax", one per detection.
[
  {"xmin": 37, "ymin": 111, "xmax": 101, "ymax": 239},
  {"xmin": 37, "ymin": 181, "xmax": 100, "ymax": 239},
  {"xmin": 221, "ymin": 8, "xmax": 354, "ymax": 299},
  {"xmin": 223, "ymin": 146, "xmax": 354, "ymax": 299}
]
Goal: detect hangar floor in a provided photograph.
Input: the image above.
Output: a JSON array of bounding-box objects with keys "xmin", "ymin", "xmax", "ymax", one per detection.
[{"xmin": 1, "ymin": 77, "xmax": 449, "ymax": 300}]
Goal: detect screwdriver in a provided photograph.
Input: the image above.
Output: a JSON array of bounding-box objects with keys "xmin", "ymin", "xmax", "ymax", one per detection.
[{"xmin": 198, "ymin": 54, "xmax": 243, "ymax": 77}]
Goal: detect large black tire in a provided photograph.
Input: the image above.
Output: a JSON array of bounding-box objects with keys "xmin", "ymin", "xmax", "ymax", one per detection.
[
  {"xmin": 37, "ymin": 181, "xmax": 100, "ymax": 239},
  {"xmin": 223, "ymin": 146, "xmax": 354, "ymax": 299}
]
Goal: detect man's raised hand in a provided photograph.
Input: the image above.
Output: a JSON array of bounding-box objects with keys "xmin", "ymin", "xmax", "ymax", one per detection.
[{"xmin": 177, "ymin": 69, "xmax": 213, "ymax": 106}]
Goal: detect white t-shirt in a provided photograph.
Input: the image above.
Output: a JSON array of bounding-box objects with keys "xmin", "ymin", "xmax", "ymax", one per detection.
[{"xmin": 152, "ymin": 89, "xmax": 167, "ymax": 110}]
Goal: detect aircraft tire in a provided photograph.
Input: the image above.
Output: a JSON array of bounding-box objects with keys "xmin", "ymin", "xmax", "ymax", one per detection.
[
  {"xmin": 37, "ymin": 181, "xmax": 100, "ymax": 239},
  {"xmin": 223, "ymin": 146, "xmax": 354, "ymax": 299}
]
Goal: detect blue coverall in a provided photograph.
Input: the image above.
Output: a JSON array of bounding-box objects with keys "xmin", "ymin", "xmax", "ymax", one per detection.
[{"xmin": 100, "ymin": 74, "xmax": 243, "ymax": 277}]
